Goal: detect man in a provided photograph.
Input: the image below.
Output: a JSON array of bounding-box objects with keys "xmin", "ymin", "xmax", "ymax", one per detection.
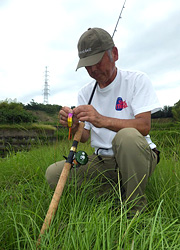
[{"xmin": 46, "ymin": 27, "xmax": 161, "ymax": 215}]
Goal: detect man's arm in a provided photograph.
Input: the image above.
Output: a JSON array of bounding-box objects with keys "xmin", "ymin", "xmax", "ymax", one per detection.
[
  {"xmin": 104, "ymin": 112, "xmax": 151, "ymax": 136},
  {"xmin": 73, "ymin": 105, "xmax": 151, "ymax": 136}
]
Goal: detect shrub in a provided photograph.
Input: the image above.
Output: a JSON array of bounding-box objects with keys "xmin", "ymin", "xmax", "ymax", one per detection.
[
  {"xmin": 0, "ymin": 101, "xmax": 37, "ymax": 124},
  {"xmin": 172, "ymin": 100, "xmax": 180, "ymax": 121}
]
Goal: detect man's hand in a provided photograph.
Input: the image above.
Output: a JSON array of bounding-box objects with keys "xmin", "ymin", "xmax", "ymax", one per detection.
[
  {"xmin": 59, "ymin": 106, "xmax": 79, "ymax": 129},
  {"xmin": 73, "ymin": 105, "xmax": 104, "ymax": 128},
  {"xmin": 59, "ymin": 106, "xmax": 90, "ymax": 143}
]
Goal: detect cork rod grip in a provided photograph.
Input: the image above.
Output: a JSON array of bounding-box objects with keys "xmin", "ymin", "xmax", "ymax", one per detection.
[{"xmin": 73, "ymin": 122, "xmax": 85, "ymax": 142}]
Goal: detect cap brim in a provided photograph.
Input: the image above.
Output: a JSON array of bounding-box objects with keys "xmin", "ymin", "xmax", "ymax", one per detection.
[{"xmin": 76, "ymin": 51, "xmax": 105, "ymax": 71}]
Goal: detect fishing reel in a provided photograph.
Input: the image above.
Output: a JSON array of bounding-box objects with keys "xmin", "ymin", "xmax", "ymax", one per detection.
[
  {"xmin": 73, "ymin": 150, "xmax": 88, "ymax": 168},
  {"xmin": 63, "ymin": 150, "xmax": 88, "ymax": 168}
]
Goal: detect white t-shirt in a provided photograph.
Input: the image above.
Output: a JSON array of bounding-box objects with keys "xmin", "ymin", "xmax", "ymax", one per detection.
[{"xmin": 77, "ymin": 68, "xmax": 161, "ymax": 155}]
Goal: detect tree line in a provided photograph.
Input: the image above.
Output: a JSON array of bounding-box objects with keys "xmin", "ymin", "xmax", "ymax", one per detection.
[
  {"xmin": 0, "ymin": 99, "xmax": 62, "ymax": 124},
  {"xmin": 24, "ymin": 99, "xmax": 62, "ymax": 114},
  {"xmin": 0, "ymin": 99, "xmax": 180, "ymax": 124},
  {"xmin": 151, "ymin": 105, "xmax": 173, "ymax": 119}
]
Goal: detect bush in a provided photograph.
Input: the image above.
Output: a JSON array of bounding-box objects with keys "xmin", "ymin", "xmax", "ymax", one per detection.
[
  {"xmin": 172, "ymin": 100, "xmax": 180, "ymax": 121},
  {"xmin": 0, "ymin": 101, "xmax": 37, "ymax": 124}
]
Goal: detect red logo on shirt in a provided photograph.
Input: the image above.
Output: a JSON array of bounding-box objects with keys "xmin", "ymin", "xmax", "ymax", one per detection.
[{"xmin": 115, "ymin": 97, "xmax": 128, "ymax": 111}]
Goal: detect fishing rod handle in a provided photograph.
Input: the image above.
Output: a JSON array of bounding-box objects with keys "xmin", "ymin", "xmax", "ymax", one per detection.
[
  {"xmin": 39, "ymin": 162, "xmax": 72, "ymax": 237},
  {"xmin": 74, "ymin": 122, "xmax": 85, "ymax": 142}
]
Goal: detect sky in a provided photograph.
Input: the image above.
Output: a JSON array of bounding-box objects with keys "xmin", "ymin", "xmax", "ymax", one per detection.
[{"xmin": 0, "ymin": 0, "xmax": 180, "ymax": 108}]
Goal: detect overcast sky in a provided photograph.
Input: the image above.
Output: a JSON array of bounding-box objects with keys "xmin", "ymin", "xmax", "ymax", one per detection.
[{"xmin": 0, "ymin": 0, "xmax": 180, "ymax": 108}]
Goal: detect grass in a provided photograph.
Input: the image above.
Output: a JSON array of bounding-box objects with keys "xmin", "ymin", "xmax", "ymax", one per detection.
[
  {"xmin": 0, "ymin": 123, "xmax": 56, "ymax": 130},
  {"xmin": 0, "ymin": 130, "xmax": 180, "ymax": 249}
]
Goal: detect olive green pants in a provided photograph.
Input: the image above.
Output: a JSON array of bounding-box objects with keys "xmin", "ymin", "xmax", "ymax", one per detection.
[{"xmin": 45, "ymin": 128, "xmax": 158, "ymax": 212}]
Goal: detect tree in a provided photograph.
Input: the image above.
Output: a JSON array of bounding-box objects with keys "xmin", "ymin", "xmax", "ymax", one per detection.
[
  {"xmin": 162, "ymin": 105, "xmax": 173, "ymax": 118},
  {"xmin": 151, "ymin": 105, "xmax": 173, "ymax": 119},
  {"xmin": 172, "ymin": 100, "xmax": 180, "ymax": 121}
]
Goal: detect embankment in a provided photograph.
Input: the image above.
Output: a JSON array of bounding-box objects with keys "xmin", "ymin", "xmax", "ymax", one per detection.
[{"xmin": 0, "ymin": 125, "xmax": 57, "ymax": 157}]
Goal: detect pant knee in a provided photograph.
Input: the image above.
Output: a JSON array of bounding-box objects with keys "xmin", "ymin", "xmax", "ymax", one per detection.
[
  {"xmin": 112, "ymin": 128, "xmax": 141, "ymax": 150},
  {"xmin": 45, "ymin": 165, "xmax": 52, "ymax": 184},
  {"xmin": 45, "ymin": 164, "xmax": 55, "ymax": 189},
  {"xmin": 45, "ymin": 161, "xmax": 64, "ymax": 189}
]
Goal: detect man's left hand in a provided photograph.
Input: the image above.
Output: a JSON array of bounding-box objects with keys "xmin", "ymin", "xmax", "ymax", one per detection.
[{"xmin": 73, "ymin": 105, "xmax": 104, "ymax": 128}]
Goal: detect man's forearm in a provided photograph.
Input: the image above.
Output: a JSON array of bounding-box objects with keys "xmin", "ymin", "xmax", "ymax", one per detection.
[{"xmin": 102, "ymin": 114, "xmax": 151, "ymax": 136}]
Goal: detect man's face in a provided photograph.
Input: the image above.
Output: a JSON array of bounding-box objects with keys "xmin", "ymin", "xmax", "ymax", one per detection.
[{"xmin": 85, "ymin": 47, "xmax": 118, "ymax": 88}]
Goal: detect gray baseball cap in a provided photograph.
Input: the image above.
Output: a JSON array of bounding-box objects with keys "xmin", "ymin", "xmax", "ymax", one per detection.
[{"xmin": 76, "ymin": 28, "xmax": 115, "ymax": 70}]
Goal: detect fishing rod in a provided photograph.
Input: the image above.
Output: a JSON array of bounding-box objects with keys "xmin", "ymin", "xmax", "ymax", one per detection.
[{"xmin": 112, "ymin": 0, "xmax": 127, "ymax": 38}]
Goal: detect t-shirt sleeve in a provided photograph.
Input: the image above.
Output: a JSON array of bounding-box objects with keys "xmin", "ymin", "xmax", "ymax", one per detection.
[{"xmin": 131, "ymin": 73, "xmax": 161, "ymax": 116}]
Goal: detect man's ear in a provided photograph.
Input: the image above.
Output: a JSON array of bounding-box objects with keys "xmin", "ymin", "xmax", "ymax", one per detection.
[{"xmin": 112, "ymin": 47, "xmax": 119, "ymax": 61}]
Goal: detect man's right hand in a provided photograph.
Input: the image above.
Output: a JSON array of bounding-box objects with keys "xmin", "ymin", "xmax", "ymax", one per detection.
[
  {"xmin": 59, "ymin": 106, "xmax": 90, "ymax": 143},
  {"xmin": 59, "ymin": 106, "xmax": 79, "ymax": 129}
]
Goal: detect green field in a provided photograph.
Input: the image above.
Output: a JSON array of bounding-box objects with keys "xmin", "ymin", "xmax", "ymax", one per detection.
[{"xmin": 0, "ymin": 125, "xmax": 180, "ymax": 249}]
